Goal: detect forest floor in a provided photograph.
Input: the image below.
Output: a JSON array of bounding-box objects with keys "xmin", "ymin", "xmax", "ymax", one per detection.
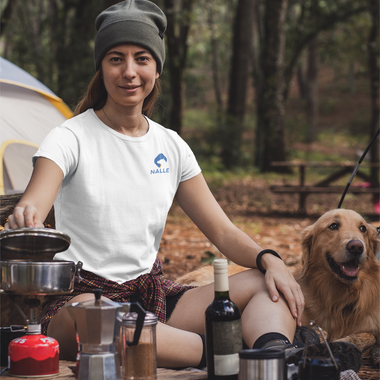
[{"xmin": 159, "ymin": 176, "xmax": 378, "ymax": 281}]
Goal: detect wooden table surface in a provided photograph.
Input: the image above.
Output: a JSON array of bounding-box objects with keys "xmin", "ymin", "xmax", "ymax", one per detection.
[{"xmin": 0, "ymin": 361, "xmax": 207, "ymax": 379}]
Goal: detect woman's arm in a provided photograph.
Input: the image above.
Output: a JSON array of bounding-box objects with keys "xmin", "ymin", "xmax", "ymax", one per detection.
[
  {"xmin": 175, "ymin": 173, "xmax": 305, "ymax": 325},
  {"xmin": 175, "ymin": 173, "xmax": 268, "ymax": 267},
  {"xmin": 5, "ymin": 157, "xmax": 64, "ymax": 229}
]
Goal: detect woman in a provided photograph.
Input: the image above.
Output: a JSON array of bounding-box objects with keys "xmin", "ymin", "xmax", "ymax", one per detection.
[{"xmin": 6, "ymin": 0, "xmax": 305, "ymax": 367}]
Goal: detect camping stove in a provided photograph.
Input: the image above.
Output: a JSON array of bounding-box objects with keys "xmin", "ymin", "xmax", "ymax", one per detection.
[
  {"xmin": 7, "ymin": 297, "xmax": 59, "ymax": 377},
  {"xmin": 0, "ymin": 227, "xmax": 77, "ymax": 377}
]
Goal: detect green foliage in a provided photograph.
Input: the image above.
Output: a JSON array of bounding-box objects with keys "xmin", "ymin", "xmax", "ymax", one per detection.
[
  {"xmin": 0, "ymin": 0, "xmax": 374, "ymax": 172},
  {"xmin": 201, "ymin": 251, "xmax": 217, "ymax": 264},
  {"xmin": 317, "ymin": 13, "xmax": 372, "ymax": 75}
]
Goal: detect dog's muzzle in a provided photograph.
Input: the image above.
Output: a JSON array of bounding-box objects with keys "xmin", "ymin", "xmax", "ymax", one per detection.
[{"xmin": 327, "ymin": 240, "xmax": 364, "ymax": 282}]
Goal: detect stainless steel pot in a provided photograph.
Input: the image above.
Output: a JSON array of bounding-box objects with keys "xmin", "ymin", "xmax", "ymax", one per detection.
[{"xmin": 0, "ymin": 260, "xmax": 81, "ymax": 295}]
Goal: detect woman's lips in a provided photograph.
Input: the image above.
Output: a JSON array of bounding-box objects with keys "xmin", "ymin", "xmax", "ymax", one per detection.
[{"xmin": 120, "ymin": 84, "xmax": 141, "ymax": 92}]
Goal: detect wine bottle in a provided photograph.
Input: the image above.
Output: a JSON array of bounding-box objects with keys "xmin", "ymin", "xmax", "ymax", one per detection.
[{"xmin": 205, "ymin": 259, "xmax": 242, "ymax": 380}]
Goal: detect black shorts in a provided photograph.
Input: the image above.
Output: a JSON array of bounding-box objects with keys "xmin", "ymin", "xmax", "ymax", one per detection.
[{"xmin": 165, "ymin": 289, "xmax": 189, "ymax": 320}]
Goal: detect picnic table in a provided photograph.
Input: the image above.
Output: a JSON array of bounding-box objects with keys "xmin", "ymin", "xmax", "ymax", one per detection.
[
  {"xmin": 270, "ymin": 161, "xmax": 380, "ymax": 213},
  {"xmin": 0, "ymin": 361, "xmax": 207, "ymax": 379}
]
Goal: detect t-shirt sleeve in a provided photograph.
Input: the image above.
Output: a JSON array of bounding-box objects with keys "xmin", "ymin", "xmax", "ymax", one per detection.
[
  {"xmin": 32, "ymin": 126, "xmax": 79, "ymax": 178},
  {"xmin": 180, "ymin": 139, "xmax": 202, "ymax": 182}
]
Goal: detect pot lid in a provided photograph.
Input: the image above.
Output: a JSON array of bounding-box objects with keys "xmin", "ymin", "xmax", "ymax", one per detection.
[{"xmin": 0, "ymin": 227, "xmax": 71, "ymax": 258}]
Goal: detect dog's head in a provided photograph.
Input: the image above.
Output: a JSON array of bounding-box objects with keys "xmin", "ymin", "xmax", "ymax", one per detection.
[{"xmin": 300, "ymin": 209, "xmax": 379, "ymax": 283}]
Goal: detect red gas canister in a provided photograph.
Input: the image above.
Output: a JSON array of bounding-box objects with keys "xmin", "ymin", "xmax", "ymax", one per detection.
[{"xmin": 8, "ymin": 324, "xmax": 59, "ymax": 377}]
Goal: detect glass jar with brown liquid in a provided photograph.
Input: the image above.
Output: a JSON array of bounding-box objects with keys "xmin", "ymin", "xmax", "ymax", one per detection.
[{"xmin": 121, "ymin": 311, "xmax": 157, "ymax": 380}]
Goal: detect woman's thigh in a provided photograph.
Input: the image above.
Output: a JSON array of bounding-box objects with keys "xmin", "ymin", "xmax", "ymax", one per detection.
[{"xmin": 167, "ymin": 268, "xmax": 267, "ymax": 334}]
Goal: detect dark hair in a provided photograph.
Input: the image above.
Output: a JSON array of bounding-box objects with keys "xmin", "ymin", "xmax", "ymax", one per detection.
[{"xmin": 74, "ymin": 69, "xmax": 161, "ymax": 118}]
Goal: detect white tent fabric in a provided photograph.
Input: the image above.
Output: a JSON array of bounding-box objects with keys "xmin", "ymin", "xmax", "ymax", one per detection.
[{"xmin": 0, "ymin": 57, "xmax": 72, "ymax": 194}]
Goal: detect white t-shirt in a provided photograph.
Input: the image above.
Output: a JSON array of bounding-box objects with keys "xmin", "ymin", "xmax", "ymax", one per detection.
[{"xmin": 34, "ymin": 109, "xmax": 201, "ymax": 283}]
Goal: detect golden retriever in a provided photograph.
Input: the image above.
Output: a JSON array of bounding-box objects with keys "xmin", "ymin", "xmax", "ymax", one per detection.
[{"xmin": 176, "ymin": 209, "xmax": 380, "ymax": 354}]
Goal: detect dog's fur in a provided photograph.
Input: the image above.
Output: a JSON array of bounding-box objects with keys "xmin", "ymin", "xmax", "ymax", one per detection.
[{"xmin": 176, "ymin": 209, "xmax": 380, "ymax": 346}]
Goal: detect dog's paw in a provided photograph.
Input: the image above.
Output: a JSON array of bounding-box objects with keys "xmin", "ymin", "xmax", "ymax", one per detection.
[{"xmin": 371, "ymin": 345, "xmax": 380, "ymax": 367}]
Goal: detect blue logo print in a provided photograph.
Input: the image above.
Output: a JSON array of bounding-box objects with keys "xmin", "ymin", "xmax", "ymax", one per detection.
[
  {"xmin": 154, "ymin": 153, "xmax": 167, "ymax": 167},
  {"xmin": 151, "ymin": 153, "xmax": 169, "ymax": 174}
]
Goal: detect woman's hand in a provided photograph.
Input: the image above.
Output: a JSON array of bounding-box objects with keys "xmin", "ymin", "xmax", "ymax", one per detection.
[
  {"xmin": 4, "ymin": 157, "xmax": 64, "ymax": 231},
  {"xmin": 261, "ymin": 253, "xmax": 305, "ymax": 326},
  {"xmin": 4, "ymin": 204, "xmax": 44, "ymax": 230}
]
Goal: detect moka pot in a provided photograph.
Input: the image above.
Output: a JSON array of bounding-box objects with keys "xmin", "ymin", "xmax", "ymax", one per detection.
[{"xmin": 65, "ymin": 289, "xmax": 146, "ymax": 380}]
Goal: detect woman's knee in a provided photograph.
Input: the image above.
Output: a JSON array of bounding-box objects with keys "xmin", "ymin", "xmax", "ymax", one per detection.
[{"xmin": 228, "ymin": 269, "xmax": 267, "ymax": 305}]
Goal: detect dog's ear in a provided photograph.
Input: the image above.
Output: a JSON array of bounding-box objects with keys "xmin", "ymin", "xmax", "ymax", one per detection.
[
  {"xmin": 367, "ymin": 224, "xmax": 380, "ymax": 261},
  {"xmin": 300, "ymin": 224, "xmax": 314, "ymax": 277}
]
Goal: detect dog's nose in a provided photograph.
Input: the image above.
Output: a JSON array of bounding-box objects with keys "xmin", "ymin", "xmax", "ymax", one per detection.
[{"xmin": 346, "ymin": 240, "xmax": 364, "ymax": 256}]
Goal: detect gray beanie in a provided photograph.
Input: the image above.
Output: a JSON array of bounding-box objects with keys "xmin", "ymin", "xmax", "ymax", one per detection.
[{"xmin": 94, "ymin": 0, "xmax": 167, "ymax": 74}]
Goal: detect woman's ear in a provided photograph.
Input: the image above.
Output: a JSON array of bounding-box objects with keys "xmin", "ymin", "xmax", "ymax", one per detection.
[{"xmin": 155, "ymin": 72, "xmax": 159, "ymax": 79}]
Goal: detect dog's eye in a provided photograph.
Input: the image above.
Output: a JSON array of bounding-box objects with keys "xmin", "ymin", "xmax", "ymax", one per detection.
[
  {"xmin": 328, "ymin": 223, "xmax": 339, "ymax": 230},
  {"xmin": 359, "ymin": 225, "xmax": 367, "ymax": 233}
]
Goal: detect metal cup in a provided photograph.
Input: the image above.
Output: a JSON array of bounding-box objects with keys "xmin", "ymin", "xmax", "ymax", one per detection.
[{"xmin": 238, "ymin": 349, "xmax": 286, "ymax": 380}]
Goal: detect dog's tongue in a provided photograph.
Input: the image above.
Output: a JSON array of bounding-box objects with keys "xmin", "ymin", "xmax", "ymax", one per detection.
[{"xmin": 339, "ymin": 262, "xmax": 359, "ymax": 277}]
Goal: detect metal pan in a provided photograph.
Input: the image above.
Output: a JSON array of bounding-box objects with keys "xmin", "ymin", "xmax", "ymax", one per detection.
[
  {"xmin": 0, "ymin": 228, "xmax": 71, "ymax": 260},
  {"xmin": 0, "ymin": 260, "xmax": 78, "ymax": 295}
]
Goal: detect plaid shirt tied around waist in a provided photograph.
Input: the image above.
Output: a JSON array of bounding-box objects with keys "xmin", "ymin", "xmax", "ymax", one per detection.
[{"xmin": 40, "ymin": 257, "xmax": 193, "ymax": 335}]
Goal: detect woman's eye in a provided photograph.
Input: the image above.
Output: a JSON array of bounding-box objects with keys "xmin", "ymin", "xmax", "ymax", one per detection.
[
  {"xmin": 328, "ymin": 223, "xmax": 339, "ymax": 230},
  {"xmin": 359, "ymin": 225, "xmax": 367, "ymax": 233}
]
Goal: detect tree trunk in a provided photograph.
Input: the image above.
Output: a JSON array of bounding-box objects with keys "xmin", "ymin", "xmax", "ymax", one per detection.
[
  {"xmin": 208, "ymin": 5, "xmax": 223, "ymax": 111},
  {"xmin": 255, "ymin": 0, "xmax": 289, "ymax": 173},
  {"xmin": 367, "ymin": 0, "xmax": 379, "ymax": 184},
  {"xmin": 305, "ymin": 37, "xmax": 318, "ymax": 143},
  {"xmin": 162, "ymin": 0, "xmax": 194, "ymax": 134},
  {"xmin": 348, "ymin": 62, "xmax": 356, "ymax": 94},
  {"xmin": 297, "ymin": 63, "xmax": 307, "ymax": 99},
  {"xmin": 220, "ymin": 0, "xmax": 254, "ymax": 168},
  {"xmin": 282, "ymin": 4, "xmax": 367, "ymax": 103},
  {"xmin": 0, "ymin": 0, "xmax": 17, "ymax": 36},
  {"xmin": 54, "ymin": 1, "xmax": 106, "ymax": 108}
]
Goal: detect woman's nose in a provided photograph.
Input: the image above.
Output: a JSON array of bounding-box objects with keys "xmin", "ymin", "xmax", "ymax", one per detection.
[{"xmin": 122, "ymin": 61, "xmax": 137, "ymax": 79}]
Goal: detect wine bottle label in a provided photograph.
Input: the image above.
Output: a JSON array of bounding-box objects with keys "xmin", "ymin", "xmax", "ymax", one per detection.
[
  {"xmin": 214, "ymin": 353, "xmax": 239, "ymax": 376},
  {"xmin": 212, "ymin": 319, "xmax": 242, "ymax": 375}
]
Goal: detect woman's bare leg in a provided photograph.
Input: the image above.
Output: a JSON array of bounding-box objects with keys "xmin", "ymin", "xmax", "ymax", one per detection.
[
  {"xmin": 48, "ymin": 269, "xmax": 296, "ymax": 366},
  {"xmin": 156, "ymin": 323, "xmax": 203, "ymax": 367},
  {"xmin": 167, "ymin": 269, "xmax": 296, "ymax": 348},
  {"xmin": 47, "ymin": 292, "xmax": 203, "ymax": 366}
]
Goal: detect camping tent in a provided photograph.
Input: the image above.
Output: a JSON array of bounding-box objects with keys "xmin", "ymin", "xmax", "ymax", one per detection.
[{"xmin": 0, "ymin": 57, "xmax": 73, "ymax": 195}]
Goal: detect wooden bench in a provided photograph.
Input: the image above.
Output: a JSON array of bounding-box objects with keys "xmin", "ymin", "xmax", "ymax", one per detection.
[{"xmin": 270, "ymin": 161, "xmax": 380, "ymax": 212}]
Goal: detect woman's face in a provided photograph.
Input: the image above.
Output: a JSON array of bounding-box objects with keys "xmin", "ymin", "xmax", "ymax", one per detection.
[{"xmin": 101, "ymin": 44, "xmax": 159, "ymax": 110}]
